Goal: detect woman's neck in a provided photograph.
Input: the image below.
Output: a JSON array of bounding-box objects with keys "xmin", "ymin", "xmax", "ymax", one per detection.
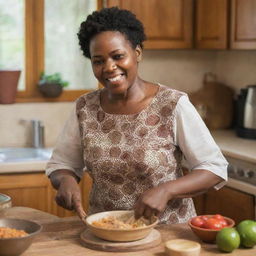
[{"xmin": 105, "ymin": 78, "xmax": 146, "ymax": 104}]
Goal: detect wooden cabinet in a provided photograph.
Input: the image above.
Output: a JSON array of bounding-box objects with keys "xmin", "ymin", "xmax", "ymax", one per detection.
[
  {"xmin": 230, "ymin": 0, "xmax": 256, "ymax": 49},
  {"xmin": 193, "ymin": 186, "xmax": 255, "ymax": 224},
  {"xmin": 195, "ymin": 0, "xmax": 228, "ymax": 49},
  {"xmin": 102, "ymin": 0, "xmax": 256, "ymax": 50},
  {"xmin": 0, "ymin": 172, "xmax": 92, "ymax": 218},
  {"xmin": 189, "ymin": 0, "xmax": 256, "ymax": 49},
  {"xmin": 104, "ymin": 0, "xmax": 193, "ymax": 49}
]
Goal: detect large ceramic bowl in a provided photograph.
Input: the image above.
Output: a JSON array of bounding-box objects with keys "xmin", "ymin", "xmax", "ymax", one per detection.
[
  {"xmin": 85, "ymin": 210, "xmax": 159, "ymax": 242},
  {"xmin": 0, "ymin": 193, "xmax": 12, "ymax": 211},
  {"xmin": 188, "ymin": 215, "xmax": 235, "ymax": 243},
  {"xmin": 0, "ymin": 218, "xmax": 42, "ymax": 256}
]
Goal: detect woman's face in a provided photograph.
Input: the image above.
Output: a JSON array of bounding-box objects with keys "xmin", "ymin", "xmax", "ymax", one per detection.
[{"xmin": 89, "ymin": 31, "xmax": 142, "ymax": 95}]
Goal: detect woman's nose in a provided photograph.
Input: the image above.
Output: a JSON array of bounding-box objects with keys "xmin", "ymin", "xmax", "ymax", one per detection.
[{"xmin": 104, "ymin": 60, "xmax": 117, "ymax": 72}]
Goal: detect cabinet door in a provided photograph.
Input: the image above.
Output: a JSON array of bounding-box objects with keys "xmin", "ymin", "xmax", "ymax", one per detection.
[
  {"xmin": 230, "ymin": 0, "xmax": 256, "ymax": 49},
  {"xmin": 194, "ymin": 186, "xmax": 255, "ymax": 224},
  {"xmin": 0, "ymin": 172, "xmax": 92, "ymax": 218},
  {"xmin": 105, "ymin": 0, "xmax": 193, "ymax": 49},
  {"xmin": 195, "ymin": 0, "xmax": 228, "ymax": 49},
  {"xmin": 0, "ymin": 173, "xmax": 51, "ymax": 213}
]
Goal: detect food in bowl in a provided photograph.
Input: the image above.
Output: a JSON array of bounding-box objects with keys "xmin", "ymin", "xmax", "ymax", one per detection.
[
  {"xmin": 188, "ymin": 214, "xmax": 235, "ymax": 243},
  {"xmin": 86, "ymin": 210, "xmax": 159, "ymax": 242},
  {"xmin": 0, "ymin": 218, "xmax": 42, "ymax": 256},
  {"xmin": 0, "ymin": 227, "xmax": 28, "ymax": 238},
  {"xmin": 190, "ymin": 214, "xmax": 228, "ymax": 230},
  {"xmin": 92, "ymin": 215, "xmax": 147, "ymax": 229}
]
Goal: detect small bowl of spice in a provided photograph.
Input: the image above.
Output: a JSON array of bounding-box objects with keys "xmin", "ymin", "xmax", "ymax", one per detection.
[{"xmin": 0, "ymin": 218, "xmax": 42, "ymax": 256}]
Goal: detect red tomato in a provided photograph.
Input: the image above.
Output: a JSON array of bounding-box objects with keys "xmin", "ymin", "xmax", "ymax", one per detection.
[
  {"xmin": 200, "ymin": 215, "xmax": 209, "ymax": 221},
  {"xmin": 204, "ymin": 218, "xmax": 223, "ymax": 230},
  {"xmin": 191, "ymin": 217, "xmax": 205, "ymax": 228},
  {"xmin": 212, "ymin": 214, "xmax": 224, "ymax": 220},
  {"xmin": 219, "ymin": 218, "xmax": 228, "ymax": 227}
]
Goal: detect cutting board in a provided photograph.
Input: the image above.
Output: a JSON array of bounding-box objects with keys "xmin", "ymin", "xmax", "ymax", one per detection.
[
  {"xmin": 189, "ymin": 73, "xmax": 234, "ymax": 130},
  {"xmin": 80, "ymin": 229, "xmax": 161, "ymax": 252}
]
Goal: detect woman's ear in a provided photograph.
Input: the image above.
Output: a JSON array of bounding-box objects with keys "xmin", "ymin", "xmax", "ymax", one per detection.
[{"xmin": 135, "ymin": 45, "xmax": 142, "ymax": 62}]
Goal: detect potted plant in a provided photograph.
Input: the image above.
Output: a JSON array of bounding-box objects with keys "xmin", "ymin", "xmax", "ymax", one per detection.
[{"xmin": 38, "ymin": 72, "xmax": 69, "ymax": 98}]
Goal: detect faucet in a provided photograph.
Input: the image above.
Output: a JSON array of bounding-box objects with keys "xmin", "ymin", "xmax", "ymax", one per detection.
[{"xmin": 31, "ymin": 120, "xmax": 44, "ymax": 148}]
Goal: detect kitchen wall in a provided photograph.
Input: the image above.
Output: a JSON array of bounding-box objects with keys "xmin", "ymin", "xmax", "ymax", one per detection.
[
  {"xmin": 0, "ymin": 102, "xmax": 74, "ymax": 148},
  {"xmin": 140, "ymin": 49, "xmax": 256, "ymax": 94},
  {"xmin": 216, "ymin": 50, "xmax": 256, "ymax": 93},
  {"xmin": 1, "ymin": 50, "xmax": 256, "ymax": 148}
]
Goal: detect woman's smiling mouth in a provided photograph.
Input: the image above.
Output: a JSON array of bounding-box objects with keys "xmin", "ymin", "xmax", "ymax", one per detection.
[{"xmin": 106, "ymin": 74, "xmax": 124, "ymax": 83}]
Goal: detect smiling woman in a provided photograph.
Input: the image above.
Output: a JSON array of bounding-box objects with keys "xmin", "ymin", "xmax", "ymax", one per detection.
[{"xmin": 0, "ymin": 0, "xmax": 99, "ymax": 103}]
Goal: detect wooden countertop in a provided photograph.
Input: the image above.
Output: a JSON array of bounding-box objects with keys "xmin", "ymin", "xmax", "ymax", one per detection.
[
  {"xmin": 0, "ymin": 161, "xmax": 47, "ymax": 173},
  {"xmin": 211, "ymin": 130, "xmax": 256, "ymax": 164},
  {"xmin": 0, "ymin": 207, "xmax": 255, "ymax": 255}
]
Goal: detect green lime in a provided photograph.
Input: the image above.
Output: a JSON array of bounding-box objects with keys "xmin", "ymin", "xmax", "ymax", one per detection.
[
  {"xmin": 216, "ymin": 227, "xmax": 240, "ymax": 253},
  {"xmin": 236, "ymin": 220, "xmax": 256, "ymax": 248}
]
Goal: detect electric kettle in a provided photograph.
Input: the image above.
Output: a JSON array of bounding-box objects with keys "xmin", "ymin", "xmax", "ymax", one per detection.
[{"xmin": 236, "ymin": 85, "xmax": 256, "ymax": 139}]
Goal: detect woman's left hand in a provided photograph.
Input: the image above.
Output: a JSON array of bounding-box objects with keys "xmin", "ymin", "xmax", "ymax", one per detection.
[{"xmin": 133, "ymin": 183, "xmax": 172, "ymax": 220}]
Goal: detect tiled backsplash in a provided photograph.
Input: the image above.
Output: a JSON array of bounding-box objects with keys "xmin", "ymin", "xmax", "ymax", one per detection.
[{"xmin": 0, "ymin": 102, "xmax": 74, "ymax": 147}]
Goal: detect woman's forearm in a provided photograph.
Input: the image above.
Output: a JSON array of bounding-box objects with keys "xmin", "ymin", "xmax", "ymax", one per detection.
[
  {"xmin": 49, "ymin": 169, "xmax": 80, "ymax": 190},
  {"xmin": 166, "ymin": 169, "xmax": 224, "ymax": 199}
]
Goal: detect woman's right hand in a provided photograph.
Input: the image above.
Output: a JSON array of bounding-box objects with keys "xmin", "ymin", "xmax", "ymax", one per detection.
[{"xmin": 53, "ymin": 174, "xmax": 87, "ymax": 220}]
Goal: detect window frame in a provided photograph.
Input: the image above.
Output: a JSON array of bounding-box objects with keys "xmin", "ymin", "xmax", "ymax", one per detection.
[{"xmin": 16, "ymin": 0, "xmax": 100, "ymax": 103}]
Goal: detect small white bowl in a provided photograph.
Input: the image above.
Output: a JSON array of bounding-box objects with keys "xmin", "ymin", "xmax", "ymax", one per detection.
[
  {"xmin": 165, "ymin": 239, "xmax": 201, "ymax": 256},
  {"xmin": 85, "ymin": 210, "xmax": 158, "ymax": 242}
]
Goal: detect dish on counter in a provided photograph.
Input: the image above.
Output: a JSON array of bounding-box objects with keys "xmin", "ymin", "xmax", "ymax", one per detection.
[
  {"xmin": 85, "ymin": 210, "xmax": 158, "ymax": 242},
  {"xmin": 0, "ymin": 193, "xmax": 12, "ymax": 211},
  {"xmin": 0, "ymin": 218, "xmax": 42, "ymax": 256},
  {"xmin": 188, "ymin": 215, "xmax": 235, "ymax": 243}
]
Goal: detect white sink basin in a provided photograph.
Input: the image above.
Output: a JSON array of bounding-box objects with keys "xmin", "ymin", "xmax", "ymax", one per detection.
[{"xmin": 0, "ymin": 148, "xmax": 52, "ymax": 163}]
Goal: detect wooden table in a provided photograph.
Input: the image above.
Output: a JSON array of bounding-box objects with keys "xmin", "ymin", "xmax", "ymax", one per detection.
[{"xmin": 0, "ymin": 207, "xmax": 255, "ymax": 256}]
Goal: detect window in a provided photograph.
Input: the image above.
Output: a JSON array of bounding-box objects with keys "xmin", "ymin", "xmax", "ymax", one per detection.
[
  {"xmin": 44, "ymin": 0, "xmax": 97, "ymax": 91},
  {"xmin": 0, "ymin": 0, "xmax": 25, "ymax": 90},
  {"xmin": 0, "ymin": 0, "xmax": 99, "ymax": 103}
]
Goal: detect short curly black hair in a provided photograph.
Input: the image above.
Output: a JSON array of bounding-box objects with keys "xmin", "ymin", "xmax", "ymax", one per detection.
[{"xmin": 77, "ymin": 7, "xmax": 146, "ymax": 59}]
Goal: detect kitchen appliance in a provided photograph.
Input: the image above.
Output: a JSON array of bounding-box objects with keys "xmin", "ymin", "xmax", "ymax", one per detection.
[
  {"xmin": 226, "ymin": 156, "xmax": 256, "ymax": 220},
  {"xmin": 227, "ymin": 157, "xmax": 256, "ymax": 187},
  {"xmin": 236, "ymin": 85, "xmax": 256, "ymax": 139}
]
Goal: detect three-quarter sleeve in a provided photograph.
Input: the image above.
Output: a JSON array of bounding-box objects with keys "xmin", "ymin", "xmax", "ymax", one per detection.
[
  {"xmin": 173, "ymin": 95, "xmax": 228, "ymax": 189},
  {"xmin": 45, "ymin": 106, "xmax": 84, "ymax": 179}
]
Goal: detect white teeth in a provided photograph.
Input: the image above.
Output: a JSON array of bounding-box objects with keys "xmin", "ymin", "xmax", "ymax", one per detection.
[{"xmin": 107, "ymin": 74, "xmax": 122, "ymax": 82}]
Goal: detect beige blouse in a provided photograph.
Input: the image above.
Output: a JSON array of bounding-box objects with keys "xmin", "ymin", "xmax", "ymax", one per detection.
[{"xmin": 46, "ymin": 84, "xmax": 228, "ymax": 224}]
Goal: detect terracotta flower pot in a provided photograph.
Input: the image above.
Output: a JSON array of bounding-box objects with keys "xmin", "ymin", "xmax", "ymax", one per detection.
[
  {"xmin": 38, "ymin": 83, "xmax": 63, "ymax": 98},
  {"xmin": 0, "ymin": 70, "xmax": 21, "ymax": 104}
]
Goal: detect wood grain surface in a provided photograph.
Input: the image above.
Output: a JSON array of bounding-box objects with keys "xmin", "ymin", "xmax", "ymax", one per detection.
[
  {"xmin": 0, "ymin": 207, "xmax": 255, "ymax": 256},
  {"xmin": 80, "ymin": 229, "xmax": 161, "ymax": 252}
]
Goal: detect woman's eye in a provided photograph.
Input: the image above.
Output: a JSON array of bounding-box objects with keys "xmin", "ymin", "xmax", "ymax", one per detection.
[
  {"xmin": 113, "ymin": 54, "xmax": 123, "ymax": 60},
  {"xmin": 93, "ymin": 60, "xmax": 103, "ymax": 65}
]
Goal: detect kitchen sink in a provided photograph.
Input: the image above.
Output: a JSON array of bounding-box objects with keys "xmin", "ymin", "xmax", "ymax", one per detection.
[{"xmin": 0, "ymin": 148, "xmax": 52, "ymax": 163}]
